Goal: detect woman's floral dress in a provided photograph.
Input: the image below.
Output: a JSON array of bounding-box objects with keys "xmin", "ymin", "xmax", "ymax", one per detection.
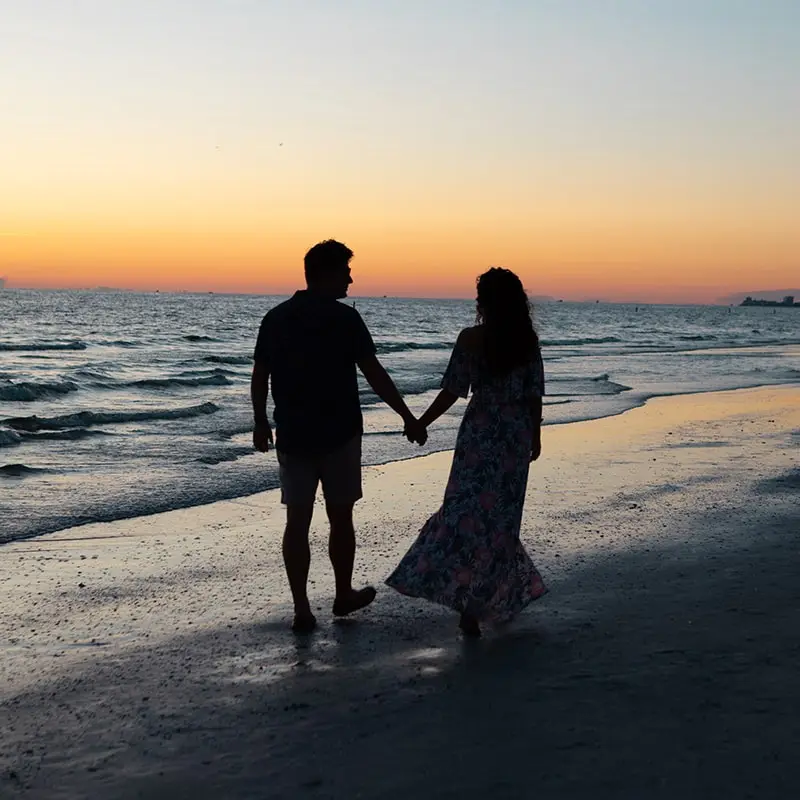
[{"xmin": 386, "ymin": 341, "xmax": 548, "ymax": 622}]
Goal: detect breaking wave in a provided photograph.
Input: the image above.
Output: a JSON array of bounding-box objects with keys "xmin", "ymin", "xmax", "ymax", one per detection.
[
  {"xmin": 376, "ymin": 341, "xmax": 452, "ymax": 354},
  {"xmin": 128, "ymin": 374, "xmax": 232, "ymax": 389},
  {"xmin": 4, "ymin": 402, "xmax": 220, "ymax": 432},
  {"xmin": 203, "ymin": 355, "xmax": 252, "ymax": 365},
  {"xmin": 546, "ymin": 373, "xmax": 631, "ymax": 396},
  {"xmin": 22, "ymin": 428, "xmax": 111, "ymax": 442},
  {"xmin": 540, "ymin": 336, "xmax": 622, "ymax": 346},
  {"xmin": 0, "ymin": 380, "xmax": 78, "ymax": 402},
  {"xmin": 0, "ymin": 341, "xmax": 87, "ymax": 352},
  {"xmin": 0, "ymin": 429, "xmax": 22, "ymax": 448},
  {"xmin": 0, "ymin": 464, "xmax": 53, "ymax": 477}
]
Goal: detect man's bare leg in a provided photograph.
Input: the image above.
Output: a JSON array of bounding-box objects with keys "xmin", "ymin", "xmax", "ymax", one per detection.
[
  {"xmin": 283, "ymin": 503, "xmax": 316, "ymax": 632},
  {"xmin": 326, "ymin": 501, "xmax": 376, "ymax": 616}
]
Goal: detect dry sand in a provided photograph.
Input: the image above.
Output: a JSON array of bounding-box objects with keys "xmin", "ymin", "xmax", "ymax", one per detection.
[{"xmin": 1, "ymin": 386, "xmax": 799, "ymax": 799}]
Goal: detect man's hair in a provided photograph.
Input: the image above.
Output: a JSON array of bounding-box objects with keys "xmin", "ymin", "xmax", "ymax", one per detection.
[{"xmin": 304, "ymin": 240, "xmax": 353, "ymax": 282}]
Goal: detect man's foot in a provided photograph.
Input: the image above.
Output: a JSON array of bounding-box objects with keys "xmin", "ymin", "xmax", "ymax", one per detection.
[
  {"xmin": 459, "ymin": 612, "xmax": 481, "ymax": 638},
  {"xmin": 291, "ymin": 611, "xmax": 317, "ymax": 634},
  {"xmin": 332, "ymin": 586, "xmax": 377, "ymax": 617}
]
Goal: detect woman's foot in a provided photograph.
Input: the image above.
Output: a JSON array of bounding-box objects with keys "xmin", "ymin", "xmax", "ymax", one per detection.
[
  {"xmin": 332, "ymin": 586, "xmax": 377, "ymax": 617},
  {"xmin": 291, "ymin": 609, "xmax": 317, "ymax": 634},
  {"xmin": 459, "ymin": 612, "xmax": 482, "ymax": 638}
]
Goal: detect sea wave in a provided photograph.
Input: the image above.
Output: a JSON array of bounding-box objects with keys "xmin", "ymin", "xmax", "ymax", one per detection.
[
  {"xmin": 0, "ymin": 429, "xmax": 22, "ymax": 448},
  {"xmin": 0, "ymin": 464, "xmax": 52, "ymax": 477},
  {"xmin": 549, "ymin": 373, "xmax": 612, "ymax": 383},
  {"xmin": 184, "ymin": 334, "xmax": 219, "ymax": 342},
  {"xmin": 376, "ymin": 341, "xmax": 451, "ymax": 354},
  {"xmin": 360, "ymin": 375, "xmax": 441, "ymax": 404},
  {"xmin": 177, "ymin": 367, "xmax": 239, "ymax": 378},
  {"xmin": 546, "ymin": 375, "xmax": 631, "ymax": 397},
  {"xmin": 72, "ymin": 368, "xmax": 114, "ymax": 382},
  {"xmin": 0, "ymin": 341, "xmax": 87, "ymax": 352},
  {"xmin": 96, "ymin": 339, "xmax": 138, "ymax": 348},
  {"xmin": 21, "ymin": 428, "xmax": 111, "ymax": 442},
  {"xmin": 195, "ymin": 446, "xmax": 254, "ymax": 465},
  {"xmin": 203, "ymin": 355, "xmax": 252, "ymax": 365},
  {"xmin": 129, "ymin": 374, "xmax": 232, "ymax": 389},
  {"xmin": 0, "ymin": 380, "xmax": 78, "ymax": 402},
  {"xmin": 4, "ymin": 402, "xmax": 220, "ymax": 432},
  {"xmin": 541, "ymin": 336, "xmax": 622, "ymax": 346}
]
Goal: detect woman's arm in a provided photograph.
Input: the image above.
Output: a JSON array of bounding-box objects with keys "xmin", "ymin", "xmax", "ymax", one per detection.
[
  {"xmin": 419, "ymin": 388, "xmax": 459, "ymax": 429},
  {"xmin": 416, "ymin": 331, "xmax": 472, "ymax": 432},
  {"xmin": 530, "ymin": 395, "xmax": 543, "ymax": 461}
]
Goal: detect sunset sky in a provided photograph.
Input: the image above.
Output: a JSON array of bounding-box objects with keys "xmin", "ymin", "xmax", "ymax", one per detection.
[{"xmin": 2, "ymin": 1, "xmax": 798, "ymax": 302}]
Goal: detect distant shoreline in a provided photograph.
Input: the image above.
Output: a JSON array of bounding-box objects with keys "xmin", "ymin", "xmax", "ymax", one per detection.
[
  {"xmin": 4, "ymin": 286, "xmax": 800, "ymax": 307},
  {"xmin": 740, "ymin": 296, "xmax": 799, "ymax": 308}
]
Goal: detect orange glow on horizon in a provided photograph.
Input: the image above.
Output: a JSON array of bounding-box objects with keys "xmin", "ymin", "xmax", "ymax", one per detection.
[{"xmin": 3, "ymin": 210, "xmax": 797, "ymax": 304}]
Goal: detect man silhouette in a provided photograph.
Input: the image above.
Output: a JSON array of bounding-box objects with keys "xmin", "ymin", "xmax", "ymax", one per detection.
[{"xmin": 251, "ymin": 240, "xmax": 426, "ymax": 632}]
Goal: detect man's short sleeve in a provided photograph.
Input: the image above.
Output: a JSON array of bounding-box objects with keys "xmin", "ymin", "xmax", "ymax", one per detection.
[
  {"xmin": 351, "ymin": 310, "xmax": 376, "ymax": 362},
  {"xmin": 253, "ymin": 315, "xmax": 271, "ymax": 366}
]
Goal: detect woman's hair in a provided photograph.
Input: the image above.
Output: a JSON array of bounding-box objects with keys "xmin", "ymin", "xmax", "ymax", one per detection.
[{"xmin": 475, "ymin": 267, "xmax": 539, "ymax": 374}]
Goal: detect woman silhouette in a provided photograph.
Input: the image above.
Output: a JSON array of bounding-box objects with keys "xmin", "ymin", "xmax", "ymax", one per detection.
[{"xmin": 386, "ymin": 268, "xmax": 547, "ymax": 636}]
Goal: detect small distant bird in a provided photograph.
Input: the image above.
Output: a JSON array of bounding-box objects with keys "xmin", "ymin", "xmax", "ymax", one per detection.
[{"xmin": 279, "ymin": 142, "xmax": 283, "ymax": 147}]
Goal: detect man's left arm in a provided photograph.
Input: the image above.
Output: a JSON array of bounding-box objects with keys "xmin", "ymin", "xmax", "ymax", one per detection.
[
  {"xmin": 358, "ymin": 355, "xmax": 426, "ymax": 445},
  {"xmin": 251, "ymin": 319, "xmax": 274, "ymax": 452},
  {"xmin": 350, "ymin": 309, "xmax": 425, "ymax": 444},
  {"xmin": 251, "ymin": 360, "xmax": 274, "ymax": 452}
]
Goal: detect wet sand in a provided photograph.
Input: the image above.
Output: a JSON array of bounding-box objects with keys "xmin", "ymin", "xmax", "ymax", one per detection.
[{"xmin": 1, "ymin": 386, "xmax": 799, "ymax": 798}]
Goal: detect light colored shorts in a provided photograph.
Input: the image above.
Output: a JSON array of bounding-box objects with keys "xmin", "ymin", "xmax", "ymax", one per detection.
[{"xmin": 277, "ymin": 436, "xmax": 362, "ymax": 507}]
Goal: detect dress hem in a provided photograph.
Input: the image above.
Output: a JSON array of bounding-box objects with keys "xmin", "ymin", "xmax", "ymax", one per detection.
[{"xmin": 385, "ymin": 578, "xmax": 548, "ymax": 624}]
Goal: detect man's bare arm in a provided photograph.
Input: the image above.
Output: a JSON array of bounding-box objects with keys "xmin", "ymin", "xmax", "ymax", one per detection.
[
  {"xmin": 358, "ymin": 355, "xmax": 426, "ymax": 443},
  {"xmin": 251, "ymin": 360, "xmax": 274, "ymax": 451}
]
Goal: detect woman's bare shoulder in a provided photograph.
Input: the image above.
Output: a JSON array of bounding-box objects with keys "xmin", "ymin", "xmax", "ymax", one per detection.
[{"xmin": 456, "ymin": 326, "xmax": 483, "ymax": 353}]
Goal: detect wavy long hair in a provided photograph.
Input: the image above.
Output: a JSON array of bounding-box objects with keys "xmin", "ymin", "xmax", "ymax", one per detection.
[{"xmin": 476, "ymin": 267, "xmax": 539, "ymax": 375}]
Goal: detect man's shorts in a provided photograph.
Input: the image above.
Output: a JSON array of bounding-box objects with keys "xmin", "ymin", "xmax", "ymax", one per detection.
[{"xmin": 277, "ymin": 436, "xmax": 362, "ymax": 507}]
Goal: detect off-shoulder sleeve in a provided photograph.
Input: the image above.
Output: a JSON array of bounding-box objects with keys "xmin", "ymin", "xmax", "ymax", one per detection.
[
  {"xmin": 527, "ymin": 349, "xmax": 545, "ymax": 397},
  {"xmin": 441, "ymin": 344, "xmax": 472, "ymax": 398}
]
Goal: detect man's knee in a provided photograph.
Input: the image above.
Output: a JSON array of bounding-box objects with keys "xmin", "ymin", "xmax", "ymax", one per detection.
[
  {"xmin": 285, "ymin": 504, "xmax": 314, "ymax": 536},
  {"xmin": 325, "ymin": 501, "xmax": 354, "ymax": 530}
]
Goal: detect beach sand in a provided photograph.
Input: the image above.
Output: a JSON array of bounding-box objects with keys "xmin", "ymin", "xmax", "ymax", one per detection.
[{"xmin": 1, "ymin": 386, "xmax": 798, "ymax": 799}]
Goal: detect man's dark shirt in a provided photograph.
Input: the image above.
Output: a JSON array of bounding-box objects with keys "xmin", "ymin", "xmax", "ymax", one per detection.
[{"xmin": 254, "ymin": 290, "xmax": 376, "ymax": 455}]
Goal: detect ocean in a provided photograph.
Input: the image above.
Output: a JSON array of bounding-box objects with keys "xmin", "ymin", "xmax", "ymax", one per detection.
[{"xmin": 1, "ymin": 289, "xmax": 799, "ymax": 543}]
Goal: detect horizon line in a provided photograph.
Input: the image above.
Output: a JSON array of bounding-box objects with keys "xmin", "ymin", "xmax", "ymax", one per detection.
[{"xmin": 3, "ymin": 285, "xmax": 799, "ymax": 306}]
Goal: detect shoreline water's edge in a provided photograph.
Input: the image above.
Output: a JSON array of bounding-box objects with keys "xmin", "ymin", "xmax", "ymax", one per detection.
[
  {"xmin": 4, "ymin": 382, "xmax": 798, "ymax": 546},
  {"xmin": 3, "ymin": 294, "xmax": 798, "ymax": 545}
]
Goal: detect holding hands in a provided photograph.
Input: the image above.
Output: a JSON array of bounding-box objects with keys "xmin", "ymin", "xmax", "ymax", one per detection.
[
  {"xmin": 403, "ymin": 415, "xmax": 428, "ymax": 446},
  {"xmin": 402, "ymin": 387, "xmax": 460, "ymax": 448}
]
